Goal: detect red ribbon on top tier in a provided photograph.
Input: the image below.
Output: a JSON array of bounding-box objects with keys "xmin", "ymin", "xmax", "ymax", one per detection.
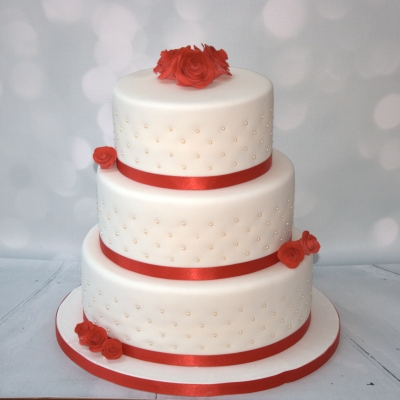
[
  {"xmin": 116, "ymin": 154, "xmax": 272, "ymax": 190},
  {"xmin": 82, "ymin": 312, "xmax": 311, "ymax": 367},
  {"xmin": 99, "ymin": 236, "xmax": 283, "ymax": 280}
]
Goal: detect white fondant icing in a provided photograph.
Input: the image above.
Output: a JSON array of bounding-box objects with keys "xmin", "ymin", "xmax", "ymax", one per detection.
[
  {"xmin": 112, "ymin": 67, "xmax": 273, "ymax": 176},
  {"xmin": 81, "ymin": 226, "xmax": 312, "ymax": 356}
]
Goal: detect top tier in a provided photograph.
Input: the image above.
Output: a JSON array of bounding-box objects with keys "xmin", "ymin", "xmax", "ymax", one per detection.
[{"xmin": 112, "ymin": 67, "xmax": 273, "ymax": 178}]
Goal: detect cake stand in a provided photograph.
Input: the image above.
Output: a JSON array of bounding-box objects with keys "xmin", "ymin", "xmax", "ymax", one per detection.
[{"xmin": 56, "ymin": 287, "xmax": 339, "ymax": 397}]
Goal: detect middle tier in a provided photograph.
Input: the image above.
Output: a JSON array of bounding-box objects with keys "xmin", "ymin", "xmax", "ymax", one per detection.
[{"xmin": 97, "ymin": 149, "xmax": 294, "ymax": 269}]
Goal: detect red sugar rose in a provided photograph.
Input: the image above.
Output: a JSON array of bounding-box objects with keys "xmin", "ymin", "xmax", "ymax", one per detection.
[
  {"xmin": 81, "ymin": 325, "xmax": 108, "ymax": 352},
  {"xmin": 153, "ymin": 47, "xmax": 188, "ymax": 80},
  {"xmin": 202, "ymin": 44, "xmax": 231, "ymax": 78},
  {"xmin": 172, "ymin": 46, "xmax": 215, "ymax": 89},
  {"xmin": 74, "ymin": 321, "xmax": 94, "ymax": 344},
  {"xmin": 277, "ymin": 240, "xmax": 305, "ymax": 269},
  {"xmin": 93, "ymin": 146, "xmax": 117, "ymax": 169},
  {"xmin": 102, "ymin": 338, "xmax": 123, "ymax": 360},
  {"xmin": 300, "ymin": 231, "xmax": 321, "ymax": 255},
  {"xmin": 153, "ymin": 44, "xmax": 231, "ymax": 88},
  {"xmin": 74, "ymin": 321, "xmax": 94, "ymax": 337}
]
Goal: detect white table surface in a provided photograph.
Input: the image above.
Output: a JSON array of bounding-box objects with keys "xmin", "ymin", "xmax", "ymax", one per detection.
[{"xmin": 0, "ymin": 259, "xmax": 399, "ymax": 399}]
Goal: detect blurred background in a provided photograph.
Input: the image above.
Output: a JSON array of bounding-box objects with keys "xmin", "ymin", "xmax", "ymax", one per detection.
[{"xmin": 0, "ymin": 0, "xmax": 399, "ymax": 266}]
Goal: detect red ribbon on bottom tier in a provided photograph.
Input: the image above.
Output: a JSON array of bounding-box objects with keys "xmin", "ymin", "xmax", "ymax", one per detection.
[
  {"xmin": 83, "ymin": 313, "xmax": 311, "ymax": 367},
  {"xmin": 99, "ymin": 236, "xmax": 285, "ymax": 280}
]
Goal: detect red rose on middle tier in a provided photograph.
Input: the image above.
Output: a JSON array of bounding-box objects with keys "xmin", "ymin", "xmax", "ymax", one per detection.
[
  {"xmin": 93, "ymin": 146, "xmax": 117, "ymax": 169},
  {"xmin": 171, "ymin": 46, "xmax": 216, "ymax": 89},
  {"xmin": 81, "ymin": 325, "xmax": 108, "ymax": 352},
  {"xmin": 277, "ymin": 240, "xmax": 305, "ymax": 269}
]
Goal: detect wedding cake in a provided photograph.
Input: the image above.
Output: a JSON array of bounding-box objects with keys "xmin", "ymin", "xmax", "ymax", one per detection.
[{"xmin": 56, "ymin": 45, "xmax": 340, "ymax": 396}]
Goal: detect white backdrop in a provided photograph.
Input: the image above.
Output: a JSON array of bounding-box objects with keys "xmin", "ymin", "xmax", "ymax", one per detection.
[{"xmin": 0, "ymin": 0, "xmax": 399, "ymax": 266}]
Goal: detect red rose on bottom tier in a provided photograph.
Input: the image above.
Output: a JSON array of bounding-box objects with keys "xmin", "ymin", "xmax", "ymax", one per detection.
[
  {"xmin": 102, "ymin": 338, "xmax": 123, "ymax": 360},
  {"xmin": 277, "ymin": 240, "xmax": 305, "ymax": 269},
  {"xmin": 300, "ymin": 230, "xmax": 321, "ymax": 255},
  {"xmin": 81, "ymin": 326, "xmax": 108, "ymax": 352}
]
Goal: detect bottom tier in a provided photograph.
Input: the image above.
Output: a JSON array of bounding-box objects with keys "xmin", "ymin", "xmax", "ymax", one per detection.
[
  {"xmin": 81, "ymin": 226, "xmax": 313, "ymax": 362},
  {"xmin": 56, "ymin": 287, "xmax": 340, "ymax": 396}
]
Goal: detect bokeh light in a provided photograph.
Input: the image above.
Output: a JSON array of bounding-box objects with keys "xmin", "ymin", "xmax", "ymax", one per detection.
[
  {"xmin": 371, "ymin": 218, "xmax": 398, "ymax": 247},
  {"xmin": 174, "ymin": 0, "xmax": 205, "ymax": 21},
  {"xmin": 263, "ymin": 0, "xmax": 307, "ymax": 39},
  {"xmin": 42, "ymin": 0, "xmax": 85, "ymax": 24},
  {"xmin": 2, "ymin": 20, "xmax": 38, "ymax": 58},
  {"xmin": 373, "ymin": 93, "xmax": 400, "ymax": 130},
  {"xmin": 81, "ymin": 67, "xmax": 116, "ymax": 103},
  {"xmin": 272, "ymin": 47, "xmax": 310, "ymax": 87},
  {"xmin": 91, "ymin": 3, "xmax": 138, "ymax": 42}
]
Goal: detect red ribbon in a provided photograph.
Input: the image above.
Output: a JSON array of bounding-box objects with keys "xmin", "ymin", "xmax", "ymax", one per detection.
[
  {"xmin": 99, "ymin": 236, "xmax": 281, "ymax": 280},
  {"xmin": 83, "ymin": 313, "xmax": 311, "ymax": 367},
  {"xmin": 116, "ymin": 154, "xmax": 272, "ymax": 190},
  {"xmin": 56, "ymin": 314, "xmax": 340, "ymax": 396}
]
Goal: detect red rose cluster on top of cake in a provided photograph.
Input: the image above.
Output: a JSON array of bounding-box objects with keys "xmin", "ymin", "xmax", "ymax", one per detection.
[{"xmin": 153, "ymin": 44, "xmax": 231, "ymax": 89}]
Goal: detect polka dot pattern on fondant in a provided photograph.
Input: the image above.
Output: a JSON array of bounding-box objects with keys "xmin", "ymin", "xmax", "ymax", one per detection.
[
  {"xmin": 97, "ymin": 150, "xmax": 294, "ymax": 268},
  {"xmin": 112, "ymin": 68, "xmax": 273, "ymax": 177}
]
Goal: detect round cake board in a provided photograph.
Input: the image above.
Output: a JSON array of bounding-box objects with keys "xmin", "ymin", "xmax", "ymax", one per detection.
[{"xmin": 56, "ymin": 287, "xmax": 340, "ymax": 397}]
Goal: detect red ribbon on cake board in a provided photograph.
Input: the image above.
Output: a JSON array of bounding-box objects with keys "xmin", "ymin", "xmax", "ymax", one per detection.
[{"xmin": 56, "ymin": 312, "xmax": 340, "ymax": 396}]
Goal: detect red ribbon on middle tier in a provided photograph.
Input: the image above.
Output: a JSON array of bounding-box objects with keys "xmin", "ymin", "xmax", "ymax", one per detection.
[
  {"xmin": 116, "ymin": 154, "xmax": 272, "ymax": 190},
  {"xmin": 99, "ymin": 236, "xmax": 282, "ymax": 280}
]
